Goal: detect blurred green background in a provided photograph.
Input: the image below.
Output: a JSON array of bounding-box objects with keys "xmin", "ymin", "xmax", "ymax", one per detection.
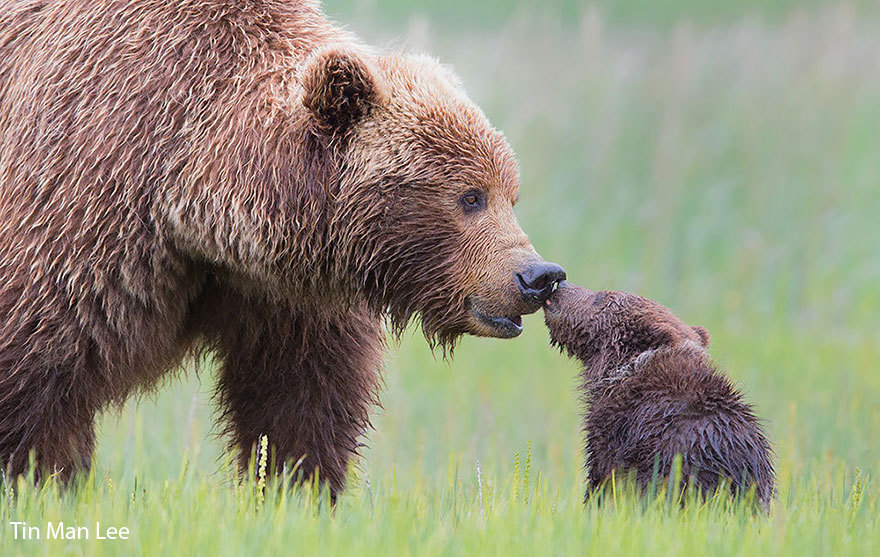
[
  {"xmin": 95, "ymin": 0, "xmax": 879, "ymax": 502},
  {"xmin": 324, "ymin": 0, "xmax": 876, "ymax": 27}
]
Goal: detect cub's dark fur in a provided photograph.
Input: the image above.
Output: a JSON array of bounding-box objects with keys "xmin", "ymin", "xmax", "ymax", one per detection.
[{"xmin": 544, "ymin": 283, "xmax": 774, "ymax": 507}]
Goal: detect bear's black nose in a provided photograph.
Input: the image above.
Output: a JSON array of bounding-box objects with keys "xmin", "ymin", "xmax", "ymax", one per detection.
[{"xmin": 516, "ymin": 262, "xmax": 567, "ymax": 303}]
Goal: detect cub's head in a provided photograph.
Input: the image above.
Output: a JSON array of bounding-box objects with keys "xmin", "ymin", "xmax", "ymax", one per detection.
[
  {"xmin": 543, "ymin": 282, "xmax": 710, "ymax": 377},
  {"xmin": 301, "ymin": 47, "xmax": 564, "ymax": 348}
]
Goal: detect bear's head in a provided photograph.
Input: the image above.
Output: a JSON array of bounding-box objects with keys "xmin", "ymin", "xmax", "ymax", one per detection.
[
  {"xmin": 543, "ymin": 282, "xmax": 710, "ymax": 378},
  {"xmin": 300, "ymin": 47, "xmax": 564, "ymax": 347}
]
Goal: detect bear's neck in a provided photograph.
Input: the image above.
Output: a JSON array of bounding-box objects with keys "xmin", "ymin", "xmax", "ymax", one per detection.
[
  {"xmin": 583, "ymin": 341, "xmax": 711, "ymax": 399},
  {"xmin": 584, "ymin": 348, "xmax": 658, "ymax": 395}
]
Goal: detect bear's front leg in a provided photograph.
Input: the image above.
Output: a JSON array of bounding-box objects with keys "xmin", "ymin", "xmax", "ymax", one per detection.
[
  {"xmin": 212, "ymin": 298, "xmax": 384, "ymax": 497},
  {"xmin": 0, "ymin": 369, "xmax": 98, "ymax": 483}
]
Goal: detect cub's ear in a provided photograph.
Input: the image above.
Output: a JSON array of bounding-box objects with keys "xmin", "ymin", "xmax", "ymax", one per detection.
[
  {"xmin": 302, "ymin": 47, "xmax": 384, "ymax": 135},
  {"xmin": 692, "ymin": 326, "xmax": 711, "ymax": 347}
]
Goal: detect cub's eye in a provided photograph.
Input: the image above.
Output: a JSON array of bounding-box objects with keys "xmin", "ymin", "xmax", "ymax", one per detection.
[{"xmin": 459, "ymin": 190, "xmax": 486, "ymax": 213}]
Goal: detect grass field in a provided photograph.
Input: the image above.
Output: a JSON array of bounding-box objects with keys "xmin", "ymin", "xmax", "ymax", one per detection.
[{"xmin": 2, "ymin": 1, "xmax": 880, "ymax": 555}]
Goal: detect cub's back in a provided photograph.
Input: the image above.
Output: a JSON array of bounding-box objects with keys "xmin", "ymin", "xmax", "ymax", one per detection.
[{"xmin": 586, "ymin": 346, "xmax": 774, "ymax": 504}]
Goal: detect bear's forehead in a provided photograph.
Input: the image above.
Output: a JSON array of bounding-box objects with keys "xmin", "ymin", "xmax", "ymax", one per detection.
[
  {"xmin": 368, "ymin": 59, "xmax": 520, "ymax": 199},
  {"xmin": 407, "ymin": 114, "xmax": 518, "ymax": 192}
]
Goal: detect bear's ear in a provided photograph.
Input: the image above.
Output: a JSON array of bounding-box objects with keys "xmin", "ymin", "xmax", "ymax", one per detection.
[
  {"xmin": 302, "ymin": 47, "xmax": 383, "ymax": 135},
  {"xmin": 692, "ymin": 326, "xmax": 711, "ymax": 347}
]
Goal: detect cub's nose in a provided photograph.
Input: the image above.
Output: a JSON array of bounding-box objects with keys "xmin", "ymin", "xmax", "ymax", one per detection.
[{"xmin": 516, "ymin": 262, "xmax": 567, "ymax": 303}]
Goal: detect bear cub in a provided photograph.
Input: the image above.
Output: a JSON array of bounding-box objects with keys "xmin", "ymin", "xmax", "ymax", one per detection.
[{"xmin": 544, "ymin": 282, "xmax": 775, "ymax": 507}]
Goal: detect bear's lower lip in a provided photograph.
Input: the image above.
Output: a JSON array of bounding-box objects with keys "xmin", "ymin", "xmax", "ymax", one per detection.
[{"xmin": 471, "ymin": 308, "xmax": 523, "ymax": 338}]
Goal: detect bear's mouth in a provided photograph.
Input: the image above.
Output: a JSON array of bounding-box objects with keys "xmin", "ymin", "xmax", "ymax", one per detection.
[
  {"xmin": 543, "ymin": 297, "xmax": 561, "ymax": 315},
  {"xmin": 542, "ymin": 281, "xmax": 564, "ymax": 315},
  {"xmin": 470, "ymin": 307, "xmax": 524, "ymax": 338}
]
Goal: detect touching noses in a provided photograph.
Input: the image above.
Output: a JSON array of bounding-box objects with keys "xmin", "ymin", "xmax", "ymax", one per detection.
[{"xmin": 516, "ymin": 262, "xmax": 566, "ymax": 303}]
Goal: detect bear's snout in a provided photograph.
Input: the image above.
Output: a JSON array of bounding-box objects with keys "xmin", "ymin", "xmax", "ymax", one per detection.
[{"xmin": 516, "ymin": 261, "xmax": 566, "ymax": 304}]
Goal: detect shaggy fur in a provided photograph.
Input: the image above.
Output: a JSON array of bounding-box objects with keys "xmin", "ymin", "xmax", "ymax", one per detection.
[
  {"xmin": 544, "ymin": 283, "xmax": 775, "ymax": 507},
  {"xmin": 0, "ymin": 0, "xmax": 560, "ymax": 494}
]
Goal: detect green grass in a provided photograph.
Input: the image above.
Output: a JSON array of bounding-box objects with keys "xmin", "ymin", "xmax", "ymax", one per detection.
[
  {"xmin": 3, "ymin": 2, "xmax": 880, "ymax": 555},
  {"xmin": 2, "ymin": 451, "xmax": 878, "ymax": 555}
]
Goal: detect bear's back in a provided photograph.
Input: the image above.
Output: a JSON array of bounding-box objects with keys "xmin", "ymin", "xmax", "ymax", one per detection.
[
  {"xmin": 585, "ymin": 346, "xmax": 774, "ymax": 505},
  {"xmin": 0, "ymin": 0, "xmax": 348, "ymax": 270}
]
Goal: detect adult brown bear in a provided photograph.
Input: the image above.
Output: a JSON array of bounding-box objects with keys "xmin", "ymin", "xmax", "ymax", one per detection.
[{"xmin": 0, "ymin": 0, "xmax": 564, "ymax": 495}]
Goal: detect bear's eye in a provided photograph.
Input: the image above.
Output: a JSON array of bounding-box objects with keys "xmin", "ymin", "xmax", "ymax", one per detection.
[{"xmin": 459, "ymin": 190, "xmax": 486, "ymax": 213}]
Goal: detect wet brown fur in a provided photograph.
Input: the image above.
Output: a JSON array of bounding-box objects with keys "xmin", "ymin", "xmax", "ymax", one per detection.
[
  {"xmin": 0, "ymin": 0, "xmax": 552, "ymax": 494},
  {"xmin": 544, "ymin": 284, "xmax": 775, "ymax": 507}
]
